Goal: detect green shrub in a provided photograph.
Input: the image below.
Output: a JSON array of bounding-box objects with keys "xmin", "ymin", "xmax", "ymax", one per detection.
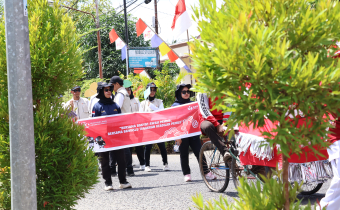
[
  {"xmin": 0, "ymin": 0, "xmax": 98, "ymax": 209},
  {"xmin": 191, "ymin": 171, "xmax": 318, "ymax": 210},
  {"xmin": 191, "ymin": 0, "xmax": 340, "ymax": 208}
]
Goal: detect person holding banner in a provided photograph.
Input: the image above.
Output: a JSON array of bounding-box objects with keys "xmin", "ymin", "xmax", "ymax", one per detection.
[
  {"xmin": 172, "ymin": 84, "xmax": 216, "ymax": 182},
  {"xmin": 140, "ymin": 82, "xmax": 169, "ymax": 172},
  {"xmin": 126, "ymin": 85, "xmax": 146, "ymax": 170},
  {"xmin": 110, "ymin": 76, "xmax": 135, "ymax": 177},
  {"xmin": 92, "ymin": 82, "xmax": 132, "ymax": 190}
]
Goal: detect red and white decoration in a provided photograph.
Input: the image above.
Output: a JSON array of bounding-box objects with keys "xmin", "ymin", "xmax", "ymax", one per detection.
[
  {"xmin": 78, "ymin": 102, "xmax": 201, "ymax": 153},
  {"xmin": 171, "ymin": 0, "xmax": 192, "ymax": 38}
]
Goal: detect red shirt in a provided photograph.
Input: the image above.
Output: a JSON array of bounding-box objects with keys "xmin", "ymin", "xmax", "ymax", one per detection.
[{"xmin": 197, "ymin": 93, "xmax": 223, "ymax": 127}]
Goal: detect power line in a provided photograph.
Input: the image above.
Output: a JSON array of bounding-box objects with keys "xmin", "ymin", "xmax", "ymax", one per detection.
[
  {"xmin": 140, "ymin": 5, "xmax": 173, "ymax": 16},
  {"xmin": 99, "ymin": 0, "xmax": 138, "ymax": 17},
  {"xmin": 128, "ymin": 1, "xmax": 145, "ymax": 13}
]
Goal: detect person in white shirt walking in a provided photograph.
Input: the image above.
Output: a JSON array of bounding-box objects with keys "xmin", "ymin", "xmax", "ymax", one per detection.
[
  {"xmin": 140, "ymin": 82, "xmax": 169, "ymax": 172},
  {"xmin": 110, "ymin": 76, "xmax": 135, "ymax": 177},
  {"xmin": 64, "ymin": 86, "xmax": 90, "ymax": 120}
]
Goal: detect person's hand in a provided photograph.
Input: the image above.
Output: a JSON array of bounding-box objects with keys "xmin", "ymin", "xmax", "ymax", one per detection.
[
  {"xmin": 175, "ymin": 139, "xmax": 182, "ymax": 146},
  {"xmin": 69, "ymin": 100, "xmax": 74, "ymax": 110},
  {"xmin": 148, "ymin": 101, "xmax": 151, "ymax": 106},
  {"xmin": 216, "ymin": 124, "xmax": 225, "ymax": 137}
]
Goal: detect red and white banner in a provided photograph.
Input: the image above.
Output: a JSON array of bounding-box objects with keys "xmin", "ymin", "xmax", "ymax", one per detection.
[{"xmin": 78, "ymin": 102, "xmax": 201, "ymax": 152}]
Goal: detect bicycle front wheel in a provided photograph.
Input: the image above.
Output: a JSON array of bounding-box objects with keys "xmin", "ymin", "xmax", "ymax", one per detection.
[
  {"xmin": 199, "ymin": 141, "xmax": 229, "ymax": 192},
  {"xmin": 300, "ymin": 183, "xmax": 323, "ymax": 195}
]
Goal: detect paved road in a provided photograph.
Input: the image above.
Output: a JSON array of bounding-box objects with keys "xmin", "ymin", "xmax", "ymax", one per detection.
[{"xmin": 74, "ymin": 153, "xmax": 329, "ymax": 210}]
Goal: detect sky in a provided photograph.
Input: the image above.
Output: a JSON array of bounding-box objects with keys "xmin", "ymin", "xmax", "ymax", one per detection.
[{"xmin": 111, "ymin": 0, "xmax": 224, "ymax": 43}]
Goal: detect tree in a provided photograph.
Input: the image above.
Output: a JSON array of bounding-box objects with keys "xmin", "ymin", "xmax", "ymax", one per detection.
[
  {"xmin": 76, "ymin": 8, "xmax": 150, "ymax": 78},
  {"xmin": 191, "ymin": 0, "xmax": 340, "ymax": 209},
  {"xmin": 0, "ymin": 0, "xmax": 98, "ymax": 209}
]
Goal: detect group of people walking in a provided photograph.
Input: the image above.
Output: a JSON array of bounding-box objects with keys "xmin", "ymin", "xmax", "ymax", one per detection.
[
  {"xmin": 64, "ymin": 74, "xmax": 340, "ymax": 209},
  {"xmin": 65, "ymin": 76, "xmax": 216, "ymax": 191}
]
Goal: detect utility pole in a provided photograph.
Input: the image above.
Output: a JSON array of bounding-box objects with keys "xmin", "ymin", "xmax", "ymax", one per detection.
[
  {"xmin": 154, "ymin": 0, "xmax": 161, "ymax": 69},
  {"xmin": 154, "ymin": 0, "xmax": 158, "ymax": 34},
  {"xmin": 123, "ymin": 0, "xmax": 129, "ymax": 76},
  {"xmin": 4, "ymin": 0, "xmax": 37, "ymax": 209},
  {"xmin": 95, "ymin": 0, "xmax": 103, "ymax": 79}
]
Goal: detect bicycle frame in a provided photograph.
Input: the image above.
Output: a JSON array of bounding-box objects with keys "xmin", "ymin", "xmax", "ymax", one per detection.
[{"xmin": 209, "ymin": 135, "xmax": 263, "ymax": 183}]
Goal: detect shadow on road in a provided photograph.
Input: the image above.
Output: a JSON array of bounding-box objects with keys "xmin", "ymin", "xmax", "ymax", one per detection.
[{"xmin": 132, "ymin": 173, "xmax": 159, "ymax": 177}]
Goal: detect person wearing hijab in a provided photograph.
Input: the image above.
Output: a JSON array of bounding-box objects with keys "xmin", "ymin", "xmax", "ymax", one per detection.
[
  {"xmin": 140, "ymin": 82, "xmax": 169, "ymax": 172},
  {"xmin": 92, "ymin": 82, "xmax": 132, "ymax": 191},
  {"xmin": 171, "ymin": 84, "xmax": 216, "ymax": 182}
]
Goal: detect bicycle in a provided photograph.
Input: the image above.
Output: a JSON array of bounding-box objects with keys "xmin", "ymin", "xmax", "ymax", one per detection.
[
  {"xmin": 199, "ymin": 132, "xmax": 324, "ymax": 194},
  {"xmin": 199, "ymin": 133, "xmax": 262, "ymax": 192}
]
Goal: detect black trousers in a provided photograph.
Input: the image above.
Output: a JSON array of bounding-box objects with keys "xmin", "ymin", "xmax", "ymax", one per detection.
[
  {"xmin": 179, "ymin": 135, "xmax": 209, "ymax": 175},
  {"xmin": 200, "ymin": 120, "xmax": 228, "ymax": 156},
  {"xmin": 135, "ymin": 146, "xmax": 145, "ymax": 165},
  {"xmin": 100, "ymin": 149, "xmax": 126, "ymax": 185},
  {"xmin": 145, "ymin": 142, "xmax": 168, "ymax": 166},
  {"xmin": 110, "ymin": 148, "xmax": 134, "ymax": 174}
]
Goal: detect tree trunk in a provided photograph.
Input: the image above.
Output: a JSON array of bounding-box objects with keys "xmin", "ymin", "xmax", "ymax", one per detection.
[{"xmin": 282, "ymin": 155, "xmax": 290, "ymax": 210}]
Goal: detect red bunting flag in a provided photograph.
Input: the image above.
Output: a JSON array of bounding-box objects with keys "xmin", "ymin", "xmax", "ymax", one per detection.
[
  {"xmin": 109, "ymin": 28, "xmax": 119, "ymax": 44},
  {"xmin": 167, "ymin": 50, "xmax": 179, "ymax": 62},
  {"xmin": 136, "ymin": 18, "xmax": 147, "ymax": 37}
]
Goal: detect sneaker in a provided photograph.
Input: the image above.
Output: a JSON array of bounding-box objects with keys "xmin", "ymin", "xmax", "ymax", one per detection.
[
  {"xmin": 104, "ymin": 184, "xmax": 113, "ymax": 191},
  {"xmin": 205, "ymin": 172, "xmax": 217, "ymax": 180},
  {"xmin": 184, "ymin": 174, "xmax": 192, "ymax": 182},
  {"xmin": 139, "ymin": 165, "xmax": 145, "ymax": 170},
  {"xmin": 145, "ymin": 166, "xmax": 152, "ymax": 172},
  {"xmin": 163, "ymin": 164, "xmax": 170, "ymax": 171},
  {"xmin": 119, "ymin": 182, "xmax": 132, "ymax": 189}
]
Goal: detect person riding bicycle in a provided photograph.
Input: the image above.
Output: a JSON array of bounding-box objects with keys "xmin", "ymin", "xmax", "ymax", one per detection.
[{"xmin": 197, "ymin": 93, "xmax": 231, "ymax": 163}]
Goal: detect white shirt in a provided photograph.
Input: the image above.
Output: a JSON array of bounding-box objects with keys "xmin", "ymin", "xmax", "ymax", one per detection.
[
  {"xmin": 149, "ymin": 102, "xmax": 164, "ymax": 111},
  {"xmin": 114, "ymin": 92, "xmax": 125, "ymax": 108},
  {"xmin": 64, "ymin": 97, "xmax": 90, "ymax": 120},
  {"xmin": 139, "ymin": 99, "xmax": 164, "ymax": 112}
]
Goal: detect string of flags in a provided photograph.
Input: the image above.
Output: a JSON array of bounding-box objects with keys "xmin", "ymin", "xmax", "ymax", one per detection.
[
  {"xmin": 136, "ymin": 18, "xmax": 191, "ymax": 73},
  {"xmin": 108, "ymin": 0, "xmax": 192, "ymax": 73},
  {"xmin": 109, "ymin": 28, "xmax": 127, "ymax": 61}
]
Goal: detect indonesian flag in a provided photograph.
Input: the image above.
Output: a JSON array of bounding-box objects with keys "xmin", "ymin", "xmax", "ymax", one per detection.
[{"xmin": 171, "ymin": 0, "xmax": 192, "ymax": 38}]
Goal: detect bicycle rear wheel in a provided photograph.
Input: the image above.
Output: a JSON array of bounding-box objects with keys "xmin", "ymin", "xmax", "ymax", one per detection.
[
  {"xmin": 230, "ymin": 157, "xmax": 262, "ymax": 188},
  {"xmin": 199, "ymin": 141, "xmax": 230, "ymax": 192}
]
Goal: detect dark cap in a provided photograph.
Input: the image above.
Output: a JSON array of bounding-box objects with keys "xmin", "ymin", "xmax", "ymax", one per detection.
[
  {"xmin": 71, "ymin": 86, "xmax": 81, "ymax": 91},
  {"xmin": 176, "ymin": 84, "xmax": 191, "ymax": 92},
  {"xmin": 146, "ymin": 82, "xmax": 157, "ymax": 89},
  {"xmin": 110, "ymin": 76, "xmax": 124, "ymax": 84},
  {"xmin": 97, "ymin": 82, "xmax": 112, "ymax": 90}
]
